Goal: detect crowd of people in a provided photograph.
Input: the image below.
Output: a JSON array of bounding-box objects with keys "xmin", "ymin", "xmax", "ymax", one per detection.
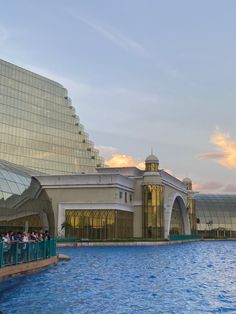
[
  {"xmin": 1, "ymin": 230, "xmax": 52, "ymax": 265},
  {"xmin": 1, "ymin": 230, "xmax": 51, "ymax": 245}
]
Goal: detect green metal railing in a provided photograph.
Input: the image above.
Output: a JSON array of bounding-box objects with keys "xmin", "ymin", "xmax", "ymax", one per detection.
[
  {"xmin": 0, "ymin": 239, "xmax": 56, "ymax": 268},
  {"xmin": 169, "ymin": 234, "xmax": 201, "ymax": 241}
]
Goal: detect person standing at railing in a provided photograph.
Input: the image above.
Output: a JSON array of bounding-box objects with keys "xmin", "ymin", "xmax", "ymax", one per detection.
[
  {"xmin": 9, "ymin": 231, "xmax": 15, "ymax": 241},
  {"xmin": 43, "ymin": 231, "xmax": 51, "ymax": 257},
  {"xmin": 38, "ymin": 232, "xmax": 44, "ymax": 241},
  {"xmin": 22, "ymin": 232, "xmax": 29, "ymax": 262},
  {"xmin": 2, "ymin": 232, "xmax": 11, "ymax": 265},
  {"xmin": 37, "ymin": 232, "xmax": 45, "ymax": 258},
  {"xmin": 2, "ymin": 232, "xmax": 10, "ymax": 243},
  {"xmin": 31, "ymin": 231, "xmax": 41, "ymax": 242},
  {"xmin": 44, "ymin": 230, "xmax": 50, "ymax": 241},
  {"xmin": 14, "ymin": 231, "xmax": 22, "ymax": 241},
  {"xmin": 22, "ymin": 232, "xmax": 29, "ymax": 245},
  {"xmin": 8, "ymin": 231, "xmax": 17, "ymax": 265}
]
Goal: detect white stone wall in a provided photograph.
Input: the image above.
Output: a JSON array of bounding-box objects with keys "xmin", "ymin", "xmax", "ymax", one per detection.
[{"xmin": 37, "ymin": 170, "xmax": 190, "ymax": 238}]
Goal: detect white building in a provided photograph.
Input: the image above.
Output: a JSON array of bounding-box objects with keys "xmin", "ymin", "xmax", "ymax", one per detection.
[{"xmin": 36, "ymin": 154, "xmax": 193, "ymax": 240}]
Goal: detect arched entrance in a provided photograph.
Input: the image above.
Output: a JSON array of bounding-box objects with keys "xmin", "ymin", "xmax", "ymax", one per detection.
[
  {"xmin": 170, "ymin": 197, "xmax": 185, "ymax": 234},
  {"xmin": 164, "ymin": 193, "xmax": 190, "ymax": 239}
]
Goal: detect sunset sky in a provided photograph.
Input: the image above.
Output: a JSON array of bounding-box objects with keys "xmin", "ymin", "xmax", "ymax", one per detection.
[{"xmin": 0, "ymin": 0, "xmax": 236, "ymax": 193}]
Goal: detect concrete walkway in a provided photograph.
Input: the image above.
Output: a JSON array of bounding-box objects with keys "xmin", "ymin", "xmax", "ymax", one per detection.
[
  {"xmin": 0, "ymin": 256, "xmax": 58, "ymax": 280},
  {"xmin": 57, "ymin": 239, "xmax": 201, "ymax": 248}
]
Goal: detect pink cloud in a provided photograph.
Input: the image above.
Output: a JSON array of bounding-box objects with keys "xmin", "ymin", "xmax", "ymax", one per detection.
[
  {"xmin": 163, "ymin": 168, "xmax": 173, "ymax": 175},
  {"xmin": 193, "ymin": 181, "xmax": 224, "ymax": 192},
  {"xmin": 198, "ymin": 131, "xmax": 236, "ymax": 169},
  {"xmin": 211, "ymin": 131, "xmax": 236, "ymax": 168},
  {"xmin": 222, "ymin": 184, "xmax": 236, "ymax": 193},
  {"xmin": 198, "ymin": 151, "xmax": 226, "ymax": 160},
  {"xmin": 105, "ymin": 154, "xmax": 145, "ymax": 169}
]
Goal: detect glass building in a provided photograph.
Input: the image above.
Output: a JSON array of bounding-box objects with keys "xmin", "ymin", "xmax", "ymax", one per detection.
[
  {"xmin": 194, "ymin": 194, "xmax": 236, "ymax": 238},
  {"xmin": 0, "ymin": 160, "xmax": 54, "ymax": 234},
  {"xmin": 0, "ymin": 59, "xmax": 103, "ymax": 175}
]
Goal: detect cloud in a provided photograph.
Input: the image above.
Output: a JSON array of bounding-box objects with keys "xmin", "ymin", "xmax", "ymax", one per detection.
[
  {"xmin": 193, "ymin": 181, "xmax": 236, "ymax": 194},
  {"xmin": 198, "ymin": 151, "xmax": 226, "ymax": 160},
  {"xmin": 95, "ymin": 145, "xmax": 119, "ymax": 160},
  {"xmin": 96, "ymin": 145, "xmax": 145, "ymax": 169},
  {"xmin": 104, "ymin": 154, "xmax": 145, "ymax": 169},
  {"xmin": 193, "ymin": 181, "xmax": 224, "ymax": 192},
  {"xmin": 76, "ymin": 16, "xmax": 188, "ymax": 83},
  {"xmin": 75, "ymin": 16, "xmax": 147, "ymax": 57},
  {"xmin": 75, "ymin": 15, "xmax": 189, "ymax": 83},
  {"xmin": 163, "ymin": 168, "xmax": 173, "ymax": 175},
  {"xmin": 63, "ymin": 7, "xmax": 190, "ymax": 84},
  {"xmin": 222, "ymin": 184, "xmax": 236, "ymax": 193},
  {"xmin": 198, "ymin": 131, "xmax": 236, "ymax": 169},
  {"xmin": 211, "ymin": 131, "xmax": 236, "ymax": 168}
]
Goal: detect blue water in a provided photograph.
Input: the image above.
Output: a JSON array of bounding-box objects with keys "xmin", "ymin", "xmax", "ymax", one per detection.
[{"xmin": 0, "ymin": 241, "xmax": 236, "ymax": 314}]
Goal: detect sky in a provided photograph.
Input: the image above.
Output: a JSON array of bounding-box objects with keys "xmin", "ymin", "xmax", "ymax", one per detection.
[{"xmin": 0, "ymin": 0, "xmax": 236, "ymax": 193}]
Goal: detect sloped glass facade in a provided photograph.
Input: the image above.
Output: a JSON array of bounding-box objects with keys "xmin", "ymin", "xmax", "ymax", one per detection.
[
  {"xmin": 194, "ymin": 194, "xmax": 236, "ymax": 238},
  {"xmin": 0, "ymin": 159, "xmax": 42, "ymax": 200},
  {"xmin": 0, "ymin": 59, "xmax": 103, "ymax": 175},
  {"xmin": 0, "ymin": 160, "xmax": 54, "ymax": 234}
]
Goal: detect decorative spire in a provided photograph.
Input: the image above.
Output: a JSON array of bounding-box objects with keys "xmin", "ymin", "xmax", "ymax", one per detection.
[{"xmin": 145, "ymin": 153, "xmax": 159, "ymax": 172}]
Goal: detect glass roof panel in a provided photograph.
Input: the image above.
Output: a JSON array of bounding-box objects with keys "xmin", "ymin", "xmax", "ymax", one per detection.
[
  {"xmin": 0, "ymin": 160, "xmax": 38, "ymax": 197},
  {"xmin": 0, "ymin": 178, "xmax": 11, "ymax": 193}
]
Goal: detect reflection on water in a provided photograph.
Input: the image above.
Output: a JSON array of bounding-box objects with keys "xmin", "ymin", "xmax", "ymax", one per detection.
[{"xmin": 1, "ymin": 241, "xmax": 236, "ymax": 314}]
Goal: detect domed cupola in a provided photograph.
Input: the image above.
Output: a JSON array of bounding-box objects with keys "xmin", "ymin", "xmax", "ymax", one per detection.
[
  {"xmin": 142, "ymin": 152, "xmax": 164, "ymax": 239},
  {"xmin": 182, "ymin": 177, "xmax": 192, "ymax": 191},
  {"xmin": 145, "ymin": 153, "xmax": 159, "ymax": 172}
]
